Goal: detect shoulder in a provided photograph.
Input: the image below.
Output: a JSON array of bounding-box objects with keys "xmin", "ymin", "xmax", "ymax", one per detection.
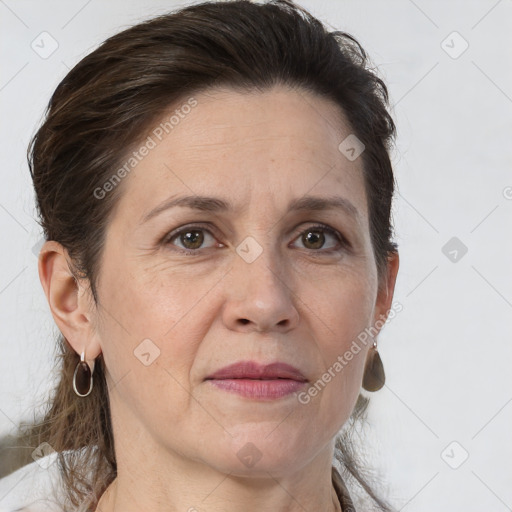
[{"xmin": 0, "ymin": 451, "xmax": 64, "ymax": 512}]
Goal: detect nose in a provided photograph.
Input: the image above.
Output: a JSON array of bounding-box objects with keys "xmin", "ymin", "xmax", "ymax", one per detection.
[{"xmin": 221, "ymin": 245, "xmax": 300, "ymax": 334}]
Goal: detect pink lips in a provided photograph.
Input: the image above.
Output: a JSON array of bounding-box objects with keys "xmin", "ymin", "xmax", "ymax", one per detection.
[{"xmin": 205, "ymin": 361, "xmax": 308, "ymax": 400}]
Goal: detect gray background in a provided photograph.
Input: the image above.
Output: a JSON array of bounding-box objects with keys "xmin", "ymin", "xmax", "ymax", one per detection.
[{"xmin": 1, "ymin": 0, "xmax": 511, "ymax": 510}]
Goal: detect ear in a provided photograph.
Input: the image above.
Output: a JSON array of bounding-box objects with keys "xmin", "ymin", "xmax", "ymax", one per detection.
[
  {"xmin": 372, "ymin": 251, "xmax": 400, "ymax": 334},
  {"xmin": 38, "ymin": 240, "xmax": 102, "ymax": 371}
]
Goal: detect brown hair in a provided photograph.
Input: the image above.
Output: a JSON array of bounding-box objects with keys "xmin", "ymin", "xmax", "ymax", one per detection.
[{"xmin": 20, "ymin": 1, "xmax": 398, "ymax": 510}]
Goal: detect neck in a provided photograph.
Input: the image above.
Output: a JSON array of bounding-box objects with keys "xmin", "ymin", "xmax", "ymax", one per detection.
[
  {"xmin": 95, "ymin": 448, "xmax": 342, "ymax": 512},
  {"xmin": 94, "ymin": 396, "xmax": 345, "ymax": 512},
  {"xmin": 96, "ymin": 479, "xmax": 341, "ymax": 512}
]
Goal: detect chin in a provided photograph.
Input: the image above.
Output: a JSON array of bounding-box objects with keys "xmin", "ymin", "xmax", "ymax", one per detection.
[
  {"xmin": 214, "ymin": 453, "xmax": 307, "ymax": 479},
  {"xmin": 209, "ymin": 428, "xmax": 312, "ymax": 477}
]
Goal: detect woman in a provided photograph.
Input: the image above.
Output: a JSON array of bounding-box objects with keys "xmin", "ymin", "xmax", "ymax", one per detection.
[{"xmin": 0, "ymin": 0, "xmax": 400, "ymax": 510}]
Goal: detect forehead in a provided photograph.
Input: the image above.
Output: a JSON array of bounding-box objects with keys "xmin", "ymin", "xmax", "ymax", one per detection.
[
  {"xmin": 114, "ymin": 85, "xmax": 368, "ymax": 226},
  {"xmin": 166, "ymin": 85, "xmax": 356, "ymax": 164}
]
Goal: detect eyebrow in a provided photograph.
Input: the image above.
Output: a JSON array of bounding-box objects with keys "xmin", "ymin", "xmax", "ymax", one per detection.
[{"xmin": 140, "ymin": 194, "xmax": 360, "ymax": 224}]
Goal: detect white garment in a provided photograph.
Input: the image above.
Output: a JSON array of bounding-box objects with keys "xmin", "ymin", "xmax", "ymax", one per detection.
[{"xmin": 0, "ymin": 452, "xmax": 65, "ymax": 512}]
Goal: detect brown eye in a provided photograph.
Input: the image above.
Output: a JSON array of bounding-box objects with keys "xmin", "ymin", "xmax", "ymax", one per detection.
[
  {"xmin": 292, "ymin": 224, "xmax": 346, "ymax": 252},
  {"xmin": 301, "ymin": 229, "xmax": 325, "ymax": 250},
  {"xmin": 179, "ymin": 230, "xmax": 204, "ymax": 250},
  {"xmin": 164, "ymin": 225, "xmax": 219, "ymax": 253}
]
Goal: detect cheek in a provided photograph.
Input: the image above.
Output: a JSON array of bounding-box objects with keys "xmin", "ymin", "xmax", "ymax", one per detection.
[
  {"xmin": 300, "ymin": 269, "xmax": 374, "ymax": 416},
  {"xmin": 99, "ymin": 257, "xmax": 217, "ymax": 341},
  {"xmin": 95, "ymin": 259, "xmax": 221, "ymax": 399},
  {"xmin": 308, "ymin": 266, "xmax": 376, "ymax": 350}
]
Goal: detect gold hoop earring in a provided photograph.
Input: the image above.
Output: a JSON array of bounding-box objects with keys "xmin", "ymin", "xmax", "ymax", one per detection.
[
  {"xmin": 362, "ymin": 341, "xmax": 385, "ymax": 392},
  {"xmin": 73, "ymin": 349, "xmax": 94, "ymax": 397}
]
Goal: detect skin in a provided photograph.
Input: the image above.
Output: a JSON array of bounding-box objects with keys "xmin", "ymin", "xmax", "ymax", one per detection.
[{"xmin": 39, "ymin": 85, "xmax": 399, "ymax": 512}]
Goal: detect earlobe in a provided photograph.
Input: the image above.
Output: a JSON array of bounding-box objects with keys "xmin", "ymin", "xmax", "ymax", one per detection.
[
  {"xmin": 38, "ymin": 240, "xmax": 102, "ymax": 364},
  {"xmin": 363, "ymin": 251, "xmax": 400, "ymax": 391},
  {"xmin": 374, "ymin": 250, "xmax": 400, "ymax": 326}
]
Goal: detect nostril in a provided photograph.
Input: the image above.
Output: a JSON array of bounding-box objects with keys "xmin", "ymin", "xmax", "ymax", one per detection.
[{"xmin": 239, "ymin": 318, "xmax": 250, "ymax": 325}]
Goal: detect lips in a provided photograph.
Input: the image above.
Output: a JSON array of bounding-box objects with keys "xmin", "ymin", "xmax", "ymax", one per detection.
[
  {"xmin": 205, "ymin": 361, "xmax": 308, "ymax": 382},
  {"xmin": 205, "ymin": 361, "xmax": 308, "ymax": 400}
]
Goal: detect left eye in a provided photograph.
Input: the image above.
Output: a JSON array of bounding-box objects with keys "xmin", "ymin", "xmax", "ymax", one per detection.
[{"xmin": 290, "ymin": 224, "xmax": 344, "ymax": 252}]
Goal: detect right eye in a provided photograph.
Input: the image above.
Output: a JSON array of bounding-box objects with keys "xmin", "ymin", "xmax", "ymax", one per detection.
[
  {"xmin": 163, "ymin": 224, "xmax": 223, "ymax": 254},
  {"xmin": 164, "ymin": 225, "xmax": 222, "ymax": 254}
]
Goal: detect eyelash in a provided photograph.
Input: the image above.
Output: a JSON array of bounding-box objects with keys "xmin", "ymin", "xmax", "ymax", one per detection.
[{"xmin": 162, "ymin": 223, "xmax": 350, "ymax": 256}]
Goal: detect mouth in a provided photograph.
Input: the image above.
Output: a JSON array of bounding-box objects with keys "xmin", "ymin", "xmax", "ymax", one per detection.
[{"xmin": 204, "ymin": 361, "xmax": 308, "ymax": 400}]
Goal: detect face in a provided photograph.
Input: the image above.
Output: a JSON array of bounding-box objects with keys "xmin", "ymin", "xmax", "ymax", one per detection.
[{"xmin": 86, "ymin": 85, "xmax": 394, "ymax": 477}]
